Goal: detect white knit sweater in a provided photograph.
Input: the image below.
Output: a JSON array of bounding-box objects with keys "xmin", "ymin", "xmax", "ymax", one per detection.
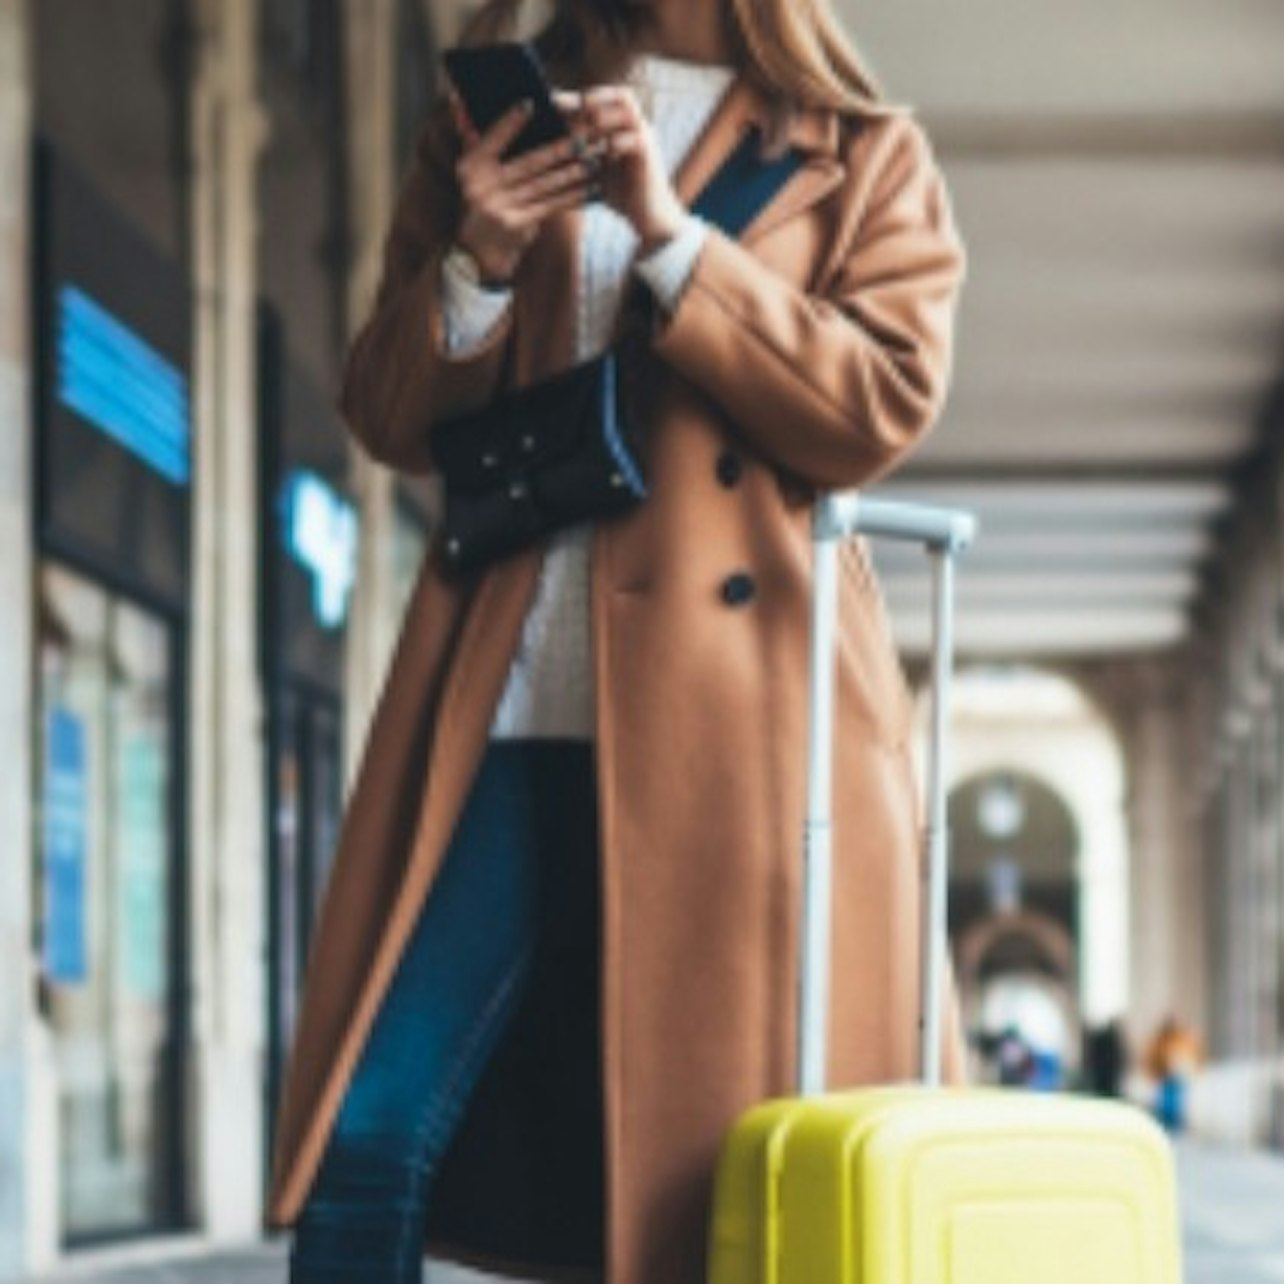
[{"xmin": 440, "ymin": 52, "xmax": 737, "ymax": 740}]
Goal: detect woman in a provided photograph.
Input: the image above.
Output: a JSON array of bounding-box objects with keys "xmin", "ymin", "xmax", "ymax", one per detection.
[{"xmin": 266, "ymin": 0, "xmax": 970, "ymax": 1281}]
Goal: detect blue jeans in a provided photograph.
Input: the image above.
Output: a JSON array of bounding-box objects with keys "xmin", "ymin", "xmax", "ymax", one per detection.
[{"xmin": 289, "ymin": 737, "xmax": 597, "ymax": 1283}]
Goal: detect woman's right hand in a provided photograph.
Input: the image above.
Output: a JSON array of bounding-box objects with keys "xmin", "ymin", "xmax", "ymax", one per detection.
[{"xmin": 447, "ymin": 87, "xmax": 597, "ymax": 286}]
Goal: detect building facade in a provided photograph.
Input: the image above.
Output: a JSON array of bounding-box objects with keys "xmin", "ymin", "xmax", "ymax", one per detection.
[{"xmin": 0, "ymin": 0, "xmax": 469, "ymax": 1273}]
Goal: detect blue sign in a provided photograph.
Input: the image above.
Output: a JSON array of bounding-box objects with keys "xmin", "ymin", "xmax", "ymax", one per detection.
[
  {"xmin": 43, "ymin": 706, "xmax": 88, "ymax": 984},
  {"xmin": 56, "ymin": 283, "xmax": 191, "ymax": 485},
  {"xmin": 281, "ymin": 468, "xmax": 357, "ymax": 629}
]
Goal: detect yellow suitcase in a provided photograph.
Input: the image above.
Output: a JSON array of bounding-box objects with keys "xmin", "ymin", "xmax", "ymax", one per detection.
[
  {"xmin": 707, "ymin": 497, "xmax": 1183, "ymax": 1284},
  {"xmin": 710, "ymin": 1085, "xmax": 1182, "ymax": 1284}
]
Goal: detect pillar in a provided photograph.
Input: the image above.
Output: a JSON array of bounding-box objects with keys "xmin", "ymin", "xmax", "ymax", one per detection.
[
  {"xmin": 1121, "ymin": 658, "xmax": 1209, "ymax": 1052},
  {"xmin": 340, "ymin": 0, "xmax": 403, "ymax": 779},
  {"xmin": 187, "ymin": 0, "xmax": 271, "ymax": 1239},
  {"xmin": 0, "ymin": 2, "xmax": 39, "ymax": 1272},
  {"xmin": 0, "ymin": 1, "xmax": 42, "ymax": 1275}
]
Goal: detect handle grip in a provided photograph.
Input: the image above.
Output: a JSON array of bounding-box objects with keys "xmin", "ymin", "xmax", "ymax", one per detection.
[{"xmin": 815, "ymin": 494, "xmax": 977, "ymax": 551}]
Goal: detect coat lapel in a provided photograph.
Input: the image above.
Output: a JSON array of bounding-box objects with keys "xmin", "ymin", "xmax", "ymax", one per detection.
[{"xmin": 668, "ymin": 73, "xmax": 845, "ymax": 245}]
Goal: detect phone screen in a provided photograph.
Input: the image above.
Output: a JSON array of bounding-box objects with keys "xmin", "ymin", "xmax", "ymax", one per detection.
[{"xmin": 441, "ymin": 41, "xmax": 571, "ymax": 160}]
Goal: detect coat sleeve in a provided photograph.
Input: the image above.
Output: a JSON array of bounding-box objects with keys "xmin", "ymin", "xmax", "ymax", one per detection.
[
  {"xmin": 648, "ymin": 114, "xmax": 964, "ymax": 493},
  {"xmin": 335, "ymin": 97, "xmax": 515, "ymax": 474}
]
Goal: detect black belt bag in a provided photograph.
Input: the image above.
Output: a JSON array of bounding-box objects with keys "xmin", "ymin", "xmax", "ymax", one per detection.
[{"xmin": 430, "ymin": 124, "xmax": 806, "ymax": 576}]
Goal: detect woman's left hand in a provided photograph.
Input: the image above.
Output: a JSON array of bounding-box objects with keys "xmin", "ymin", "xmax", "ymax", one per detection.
[{"xmin": 552, "ymin": 86, "xmax": 687, "ymax": 254}]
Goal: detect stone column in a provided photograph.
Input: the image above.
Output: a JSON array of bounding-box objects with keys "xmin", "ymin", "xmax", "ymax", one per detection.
[
  {"xmin": 1168, "ymin": 685, "xmax": 1209, "ymax": 1046},
  {"xmin": 1117, "ymin": 658, "xmax": 1209, "ymax": 1052},
  {"xmin": 0, "ymin": 4, "xmax": 38, "ymax": 1274},
  {"xmin": 187, "ymin": 0, "xmax": 271, "ymax": 1240},
  {"xmin": 1226, "ymin": 714, "xmax": 1253, "ymax": 1059},
  {"xmin": 1247, "ymin": 678, "xmax": 1272, "ymax": 1075},
  {"xmin": 340, "ymin": 0, "xmax": 402, "ymax": 781},
  {"xmin": 1251, "ymin": 670, "xmax": 1279, "ymax": 1084},
  {"xmin": 1255, "ymin": 507, "xmax": 1284, "ymax": 1134}
]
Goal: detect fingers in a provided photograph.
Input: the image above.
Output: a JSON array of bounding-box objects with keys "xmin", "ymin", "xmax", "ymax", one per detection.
[
  {"xmin": 523, "ymin": 176, "xmax": 598, "ymax": 222},
  {"xmin": 580, "ymin": 100, "xmax": 640, "ymax": 141},
  {"xmin": 550, "ymin": 88, "xmax": 585, "ymax": 124},
  {"xmin": 593, "ymin": 124, "xmax": 643, "ymax": 160},
  {"xmin": 501, "ymin": 132, "xmax": 591, "ymax": 187},
  {"xmin": 551, "ymin": 85, "xmax": 643, "ymax": 152},
  {"xmin": 445, "ymin": 83, "xmax": 479, "ymax": 148},
  {"xmin": 580, "ymin": 85, "xmax": 644, "ymax": 130},
  {"xmin": 453, "ymin": 83, "xmax": 637, "ymax": 162},
  {"xmin": 508, "ymin": 156, "xmax": 595, "ymax": 210},
  {"xmin": 570, "ymin": 87, "xmax": 645, "ymax": 164},
  {"xmin": 582, "ymin": 84, "xmax": 641, "ymax": 109},
  {"xmin": 474, "ymin": 97, "xmax": 536, "ymax": 160},
  {"xmin": 452, "ymin": 80, "xmax": 642, "ymax": 248}
]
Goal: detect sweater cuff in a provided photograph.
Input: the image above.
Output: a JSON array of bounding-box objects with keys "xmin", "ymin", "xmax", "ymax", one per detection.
[
  {"xmin": 440, "ymin": 243, "xmax": 515, "ymax": 356},
  {"xmin": 632, "ymin": 213, "xmax": 710, "ymax": 314}
]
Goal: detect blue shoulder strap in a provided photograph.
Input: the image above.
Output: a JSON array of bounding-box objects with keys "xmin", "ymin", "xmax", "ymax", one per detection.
[{"xmin": 688, "ymin": 125, "xmax": 807, "ymax": 238}]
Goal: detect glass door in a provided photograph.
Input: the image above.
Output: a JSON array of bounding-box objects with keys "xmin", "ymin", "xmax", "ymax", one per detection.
[
  {"xmin": 36, "ymin": 560, "xmax": 186, "ymax": 1240},
  {"xmin": 265, "ymin": 686, "xmax": 342, "ymax": 1143}
]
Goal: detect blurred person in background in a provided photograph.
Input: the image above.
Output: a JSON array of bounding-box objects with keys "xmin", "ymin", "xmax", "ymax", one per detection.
[
  {"xmin": 1026, "ymin": 1046, "xmax": 1064, "ymax": 1093},
  {"xmin": 1143, "ymin": 1014, "xmax": 1204, "ymax": 1134},
  {"xmin": 1082, "ymin": 1017, "xmax": 1129, "ymax": 1099},
  {"xmin": 994, "ymin": 1023, "xmax": 1035, "ymax": 1088},
  {"xmin": 266, "ymin": 0, "xmax": 966, "ymax": 1280}
]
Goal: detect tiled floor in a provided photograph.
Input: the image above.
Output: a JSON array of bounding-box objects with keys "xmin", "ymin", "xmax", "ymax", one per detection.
[
  {"xmin": 1178, "ymin": 1138, "xmax": 1284, "ymax": 1283},
  {"xmin": 19, "ymin": 1137, "xmax": 1284, "ymax": 1283}
]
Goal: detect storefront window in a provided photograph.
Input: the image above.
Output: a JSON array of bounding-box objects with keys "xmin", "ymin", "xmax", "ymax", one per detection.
[
  {"xmin": 271, "ymin": 693, "xmax": 342, "ymax": 1046},
  {"xmin": 36, "ymin": 560, "xmax": 182, "ymax": 1238}
]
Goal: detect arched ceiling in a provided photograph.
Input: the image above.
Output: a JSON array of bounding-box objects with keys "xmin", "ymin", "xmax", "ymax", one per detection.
[{"xmin": 842, "ymin": 0, "xmax": 1284, "ymax": 658}]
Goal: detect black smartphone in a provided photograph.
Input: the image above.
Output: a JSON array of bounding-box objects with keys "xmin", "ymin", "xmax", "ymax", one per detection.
[{"xmin": 441, "ymin": 41, "xmax": 572, "ymax": 161}]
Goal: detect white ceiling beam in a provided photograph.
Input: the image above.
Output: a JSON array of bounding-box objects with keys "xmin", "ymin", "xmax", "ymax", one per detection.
[
  {"xmin": 872, "ymin": 529, "xmax": 1216, "ymax": 568},
  {"xmin": 892, "ymin": 611, "xmax": 1190, "ymax": 657},
  {"xmin": 873, "ymin": 477, "xmax": 1232, "ymax": 518},
  {"xmin": 882, "ymin": 572, "xmax": 1200, "ymax": 604},
  {"xmin": 847, "ymin": 0, "xmax": 1284, "ymax": 117},
  {"xmin": 923, "ymin": 111, "xmax": 1284, "ymax": 161},
  {"xmin": 917, "ymin": 417, "xmax": 1257, "ymax": 469}
]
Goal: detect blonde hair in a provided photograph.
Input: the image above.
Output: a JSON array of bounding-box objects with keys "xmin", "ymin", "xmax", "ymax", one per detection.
[{"xmin": 456, "ymin": 0, "xmax": 897, "ymax": 158}]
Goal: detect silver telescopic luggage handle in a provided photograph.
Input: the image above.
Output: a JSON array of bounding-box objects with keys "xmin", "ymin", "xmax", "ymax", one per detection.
[{"xmin": 799, "ymin": 495, "xmax": 978, "ymax": 1098}]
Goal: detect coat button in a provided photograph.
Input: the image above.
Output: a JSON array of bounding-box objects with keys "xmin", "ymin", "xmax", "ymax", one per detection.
[
  {"xmin": 721, "ymin": 572, "xmax": 756, "ymax": 606},
  {"xmin": 715, "ymin": 450, "xmax": 744, "ymax": 488}
]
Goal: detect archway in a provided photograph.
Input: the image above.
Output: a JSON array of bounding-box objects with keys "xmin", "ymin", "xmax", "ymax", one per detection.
[
  {"xmin": 910, "ymin": 664, "xmax": 1131, "ymax": 1071},
  {"xmin": 959, "ymin": 910, "xmax": 1081, "ymax": 1082}
]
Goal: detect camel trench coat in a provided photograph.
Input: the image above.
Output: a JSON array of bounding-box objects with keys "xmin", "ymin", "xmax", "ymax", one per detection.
[{"xmin": 264, "ymin": 68, "xmax": 970, "ymax": 1284}]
